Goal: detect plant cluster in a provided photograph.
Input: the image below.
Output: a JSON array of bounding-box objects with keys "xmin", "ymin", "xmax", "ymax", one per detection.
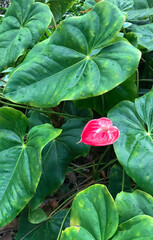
[{"xmin": 0, "ymin": 0, "xmax": 153, "ymax": 239}]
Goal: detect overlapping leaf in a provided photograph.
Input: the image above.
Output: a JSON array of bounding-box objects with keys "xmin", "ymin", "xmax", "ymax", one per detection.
[
  {"xmin": 115, "ymin": 190, "xmax": 153, "ymax": 224},
  {"xmin": 108, "ymin": 91, "xmax": 153, "ymax": 195},
  {"xmin": 0, "ymin": 0, "xmax": 52, "ymax": 72},
  {"xmin": 4, "ymin": 1, "xmax": 141, "ymax": 107},
  {"xmin": 129, "ymin": 23, "xmax": 153, "ymax": 52},
  {"xmin": 0, "ymin": 107, "xmax": 61, "ymax": 227},
  {"xmin": 61, "ymin": 184, "xmax": 118, "ymax": 240},
  {"xmin": 112, "ymin": 215, "xmax": 153, "ymax": 239},
  {"xmin": 30, "ymin": 119, "xmax": 89, "ymax": 210}
]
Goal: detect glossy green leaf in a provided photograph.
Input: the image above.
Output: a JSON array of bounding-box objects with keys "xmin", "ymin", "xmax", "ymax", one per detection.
[
  {"xmin": 30, "ymin": 119, "xmax": 89, "ymax": 210},
  {"xmin": 108, "ymin": 91, "xmax": 153, "ymax": 195},
  {"xmin": 116, "ymin": 190, "xmax": 153, "ymax": 224},
  {"xmin": 4, "ymin": 1, "xmax": 141, "ymax": 107},
  {"xmin": 61, "ymin": 226, "xmax": 95, "ymax": 240},
  {"xmin": 112, "ymin": 215, "xmax": 153, "ymax": 240},
  {"xmin": 15, "ymin": 208, "xmax": 70, "ymax": 240},
  {"xmin": 48, "ymin": 0, "xmax": 74, "ymax": 22},
  {"xmin": 70, "ymin": 184, "xmax": 118, "ymax": 240},
  {"xmin": 74, "ymin": 72, "xmax": 137, "ymax": 115},
  {"xmin": 108, "ymin": 164, "xmax": 131, "ymax": 199},
  {"xmin": 0, "ymin": 107, "xmax": 62, "ymax": 227},
  {"xmin": 0, "ymin": 0, "xmax": 52, "ymax": 72}
]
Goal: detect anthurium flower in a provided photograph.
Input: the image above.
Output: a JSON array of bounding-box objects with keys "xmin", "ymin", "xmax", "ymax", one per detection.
[{"xmin": 80, "ymin": 118, "xmax": 120, "ymax": 146}]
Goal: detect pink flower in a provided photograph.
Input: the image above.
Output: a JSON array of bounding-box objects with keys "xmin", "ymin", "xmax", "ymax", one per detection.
[{"xmin": 80, "ymin": 118, "xmax": 120, "ymax": 146}]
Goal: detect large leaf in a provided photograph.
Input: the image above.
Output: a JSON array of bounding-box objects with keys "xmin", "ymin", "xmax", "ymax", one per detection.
[
  {"xmin": 30, "ymin": 119, "xmax": 89, "ymax": 210},
  {"xmin": 65, "ymin": 184, "xmax": 119, "ymax": 240},
  {"xmin": 112, "ymin": 215, "xmax": 153, "ymax": 239},
  {"xmin": 115, "ymin": 190, "xmax": 153, "ymax": 224},
  {"xmin": 4, "ymin": 1, "xmax": 141, "ymax": 107},
  {"xmin": 48, "ymin": 0, "xmax": 74, "ymax": 22},
  {"xmin": 0, "ymin": 107, "xmax": 61, "ymax": 227},
  {"xmin": 0, "ymin": 0, "xmax": 52, "ymax": 72},
  {"xmin": 15, "ymin": 208, "xmax": 70, "ymax": 240},
  {"xmin": 108, "ymin": 91, "xmax": 153, "ymax": 195}
]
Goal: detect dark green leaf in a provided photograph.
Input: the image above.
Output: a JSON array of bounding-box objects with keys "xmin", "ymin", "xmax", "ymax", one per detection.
[
  {"xmin": 30, "ymin": 119, "xmax": 89, "ymax": 210},
  {"xmin": 15, "ymin": 208, "xmax": 70, "ymax": 240},
  {"xmin": 108, "ymin": 164, "xmax": 131, "ymax": 199},
  {"xmin": 27, "ymin": 110, "xmax": 52, "ymax": 129}
]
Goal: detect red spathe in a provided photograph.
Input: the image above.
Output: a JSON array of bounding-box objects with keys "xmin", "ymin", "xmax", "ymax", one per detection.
[{"xmin": 80, "ymin": 117, "xmax": 120, "ymax": 146}]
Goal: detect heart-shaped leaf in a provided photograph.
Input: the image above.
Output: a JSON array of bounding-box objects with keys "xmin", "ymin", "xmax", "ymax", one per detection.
[
  {"xmin": 4, "ymin": 1, "xmax": 141, "ymax": 107},
  {"xmin": 64, "ymin": 184, "xmax": 119, "ymax": 240},
  {"xmin": 116, "ymin": 190, "xmax": 153, "ymax": 224},
  {"xmin": 112, "ymin": 215, "xmax": 153, "ymax": 239},
  {"xmin": 108, "ymin": 91, "xmax": 153, "ymax": 195},
  {"xmin": 30, "ymin": 119, "xmax": 89, "ymax": 210},
  {"xmin": 0, "ymin": 107, "xmax": 61, "ymax": 227},
  {"xmin": 0, "ymin": 0, "xmax": 52, "ymax": 72}
]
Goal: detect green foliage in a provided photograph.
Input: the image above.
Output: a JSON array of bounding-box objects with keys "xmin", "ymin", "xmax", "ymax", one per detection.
[
  {"xmin": 61, "ymin": 184, "xmax": 153, "ymax": 239},
  {"xmin": 0, "ymin": 0, "xmax": 153, "ymax": 238},
  {"xmin": 4, "ymin": 1, "xmax": 140, "ymax": 107},
  {"xmin": 30, "ymin": 119, "xmax": 90, "ymax": 210}
]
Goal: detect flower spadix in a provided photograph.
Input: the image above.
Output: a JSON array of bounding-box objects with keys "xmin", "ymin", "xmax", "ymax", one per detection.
[{"xmin": 80, "ymin": 118, "xmax": 120, "ymax": 146}]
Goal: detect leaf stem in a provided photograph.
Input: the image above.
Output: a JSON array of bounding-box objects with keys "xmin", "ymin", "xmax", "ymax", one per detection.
[
  {"xmin": 122, "ymin": 169, "xmax": 125, "ymax": 191},
  {"xmin": 56, "ymin": 208, "xmax": 71, "ymax": 240},
  {"xmin": 0, "ymin": 98, "xmax": 90, "ymax": 120},
  {"xmin": 136, "ymin": 68, "xmax": 139, "ymax": 96}
]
